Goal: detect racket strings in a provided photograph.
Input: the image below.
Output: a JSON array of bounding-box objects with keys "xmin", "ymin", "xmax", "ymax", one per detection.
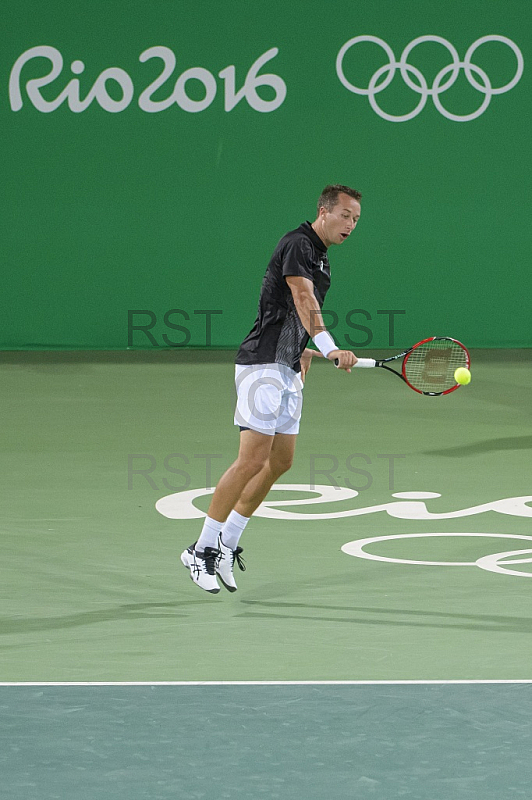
[{"xmin": 403, "ymin": 339, "xmax": 468, "ymax": 393}]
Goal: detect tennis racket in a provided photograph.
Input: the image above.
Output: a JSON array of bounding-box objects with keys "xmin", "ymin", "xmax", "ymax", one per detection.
[{"xmin": 335, "ymin": 337, "xmax": 470, "ymax": 396}]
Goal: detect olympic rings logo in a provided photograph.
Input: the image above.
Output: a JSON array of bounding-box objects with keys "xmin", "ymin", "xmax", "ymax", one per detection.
[
  {"xmin": 342, "ymin": 533, "xmax": 532, "ymax": 577},
  {"xmin": 336, "ymin": 35, "xmax": 524, "ymax": 121}
]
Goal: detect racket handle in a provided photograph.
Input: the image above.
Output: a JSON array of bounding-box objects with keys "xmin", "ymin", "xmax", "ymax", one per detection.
[{"xmin": 334, "ymin": 357, "xmax": 376, "ymax": 368}]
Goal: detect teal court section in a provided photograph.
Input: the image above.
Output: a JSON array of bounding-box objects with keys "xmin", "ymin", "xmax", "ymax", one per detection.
[
  {"xmin": 2, "ymin": 684, "xmax": 532, "ymax": 799},
  {"xmin": 1, "ymin": 349, "xmax": 531, "ymax": 682}
]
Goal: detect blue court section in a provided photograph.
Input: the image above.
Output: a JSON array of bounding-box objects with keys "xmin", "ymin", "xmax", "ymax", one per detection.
[{"xmin": 2, "ymin": 683, "xmax": 531, "ymax": 799}]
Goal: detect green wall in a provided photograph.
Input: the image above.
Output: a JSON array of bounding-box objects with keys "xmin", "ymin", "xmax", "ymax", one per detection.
[{"xmin": 2, "ymin": 0, "xmax": 530, "ymax": 349}]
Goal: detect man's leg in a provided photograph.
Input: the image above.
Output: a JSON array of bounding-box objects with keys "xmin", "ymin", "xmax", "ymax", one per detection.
[
  {"xmin": 207, "ymin": 429, "xmax": 275, "ymax": 523},
  {"xmin": 181, "ymin": 429, "xmax": 274, "ymax": 593},
  {"xmin": 214, "ymin": 433, "xmax": 297, "ymax": 591},
  {"xmin": 234, "ymin": 433, "xmax": 297, "ymax": 517}
]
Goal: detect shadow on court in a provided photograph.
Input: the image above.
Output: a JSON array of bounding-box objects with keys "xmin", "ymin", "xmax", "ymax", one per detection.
[
  {"xmin": 423, "ymin": 434, "xmax": 532, "ymax": 457},
  {"xmin": 238, "ymin": 600, "xmax": 532, "ymax": 633},
  {"xmin": 0, "ymin": 601, "xmax": 207, "ymax": 635}
]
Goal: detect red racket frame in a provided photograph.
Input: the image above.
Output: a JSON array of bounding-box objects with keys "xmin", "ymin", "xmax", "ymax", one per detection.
[{"xmin": 402, "ymin": 337, "xmax": 471, "ymax": 395}]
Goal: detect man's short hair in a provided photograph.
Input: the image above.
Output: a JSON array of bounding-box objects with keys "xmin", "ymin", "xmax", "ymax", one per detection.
[{"xmin": 317, "ymin": 184, "xmax": 362, "ymax": 215}]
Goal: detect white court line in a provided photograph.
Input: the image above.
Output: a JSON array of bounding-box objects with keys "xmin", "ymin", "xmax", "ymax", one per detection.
[{"xmin": 0, "ymin": 680, "xmax": 531, "ymax": 687}]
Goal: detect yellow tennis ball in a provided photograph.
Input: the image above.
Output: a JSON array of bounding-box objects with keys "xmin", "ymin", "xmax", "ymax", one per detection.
[{"xmin": 454, "ymin": 367, "xmax": 471, "ymax": 385}]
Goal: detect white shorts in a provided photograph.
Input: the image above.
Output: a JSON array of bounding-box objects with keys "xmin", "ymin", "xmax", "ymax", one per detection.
[{"xmin": 234, "ymin": 363, "xmax": 304, "ymax": 436}]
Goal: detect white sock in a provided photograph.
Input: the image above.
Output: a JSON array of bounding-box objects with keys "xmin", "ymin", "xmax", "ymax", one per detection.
[
  {"xmin": 196, "ymin": 516, "xmax": 223, "ymax": 552},
  {"xmin": 221, "ymin": 510, "xmax": 250, "ymax": 551}
]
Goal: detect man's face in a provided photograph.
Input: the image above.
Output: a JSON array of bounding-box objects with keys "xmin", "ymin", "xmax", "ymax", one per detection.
[{"xmin": 320, "ymin": 193, "xmax": 361, "ymax": 247}]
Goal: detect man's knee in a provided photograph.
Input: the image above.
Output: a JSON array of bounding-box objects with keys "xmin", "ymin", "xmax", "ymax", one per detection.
[
  {"xmin": 269, "ymin": 452, "xmax": 294, "ymax": 477},
  {"xmin": 235, "ymin": 453, "xmax": 270, "ymax": 480}
]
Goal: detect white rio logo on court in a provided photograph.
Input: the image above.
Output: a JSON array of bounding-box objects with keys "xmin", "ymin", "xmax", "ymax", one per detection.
[
  {"xmin": 342, "ymin": 533, "xmax": 532, "ymax": 578},
  {"xmin": 156, "ymin": 484, "xmax": 532, "ymax": 577},
  {"xmin": 156, "ymin": 484, "xmax": 532, "ymax": 521},
  {"xmin": 336, "ymin": 35, "xmax": 524, "ymax": 121}
]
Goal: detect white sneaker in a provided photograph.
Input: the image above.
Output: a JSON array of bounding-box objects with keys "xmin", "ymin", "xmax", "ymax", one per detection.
[
  {"xmin": 216, "ymin": 535, "xmax": 246, "ymax": 592},
  {"xmin": 181, "ymin": 544, "xmax": 220, "ymax": 594}
]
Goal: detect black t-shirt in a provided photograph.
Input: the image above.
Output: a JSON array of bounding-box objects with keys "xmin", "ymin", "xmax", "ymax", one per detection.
[{"xmin": 235, "ymin": 221, "xmax": 331, "ymax": 372}]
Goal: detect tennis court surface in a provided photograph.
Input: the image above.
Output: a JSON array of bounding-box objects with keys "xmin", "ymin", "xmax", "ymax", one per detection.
[{"xmin": 2, "ymin": 348, "xmax": 531, "ymax": 798}]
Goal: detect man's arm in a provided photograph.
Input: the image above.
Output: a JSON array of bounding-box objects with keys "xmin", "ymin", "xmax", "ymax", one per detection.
[
  {"xmin": 285, "ymin": 276, "xmax": 357, "ymax": 371},
  {"xmin": 285, "ymin": 276, "xmax": 327, "ymax": 338}
]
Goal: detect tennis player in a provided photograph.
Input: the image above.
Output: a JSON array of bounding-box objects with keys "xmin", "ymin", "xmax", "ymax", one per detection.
[{"xmin": 181, "ymin": 184, "xmax": 361, "ymax": 592}]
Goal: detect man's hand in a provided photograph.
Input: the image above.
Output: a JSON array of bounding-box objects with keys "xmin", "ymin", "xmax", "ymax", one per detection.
[
  {"xmin": 300, "ymin": 348, "xmax": 323, "ymax": 382},
  {"xmin": 328, "ymin": 349, "xmax": 358, "ymax": 373}
]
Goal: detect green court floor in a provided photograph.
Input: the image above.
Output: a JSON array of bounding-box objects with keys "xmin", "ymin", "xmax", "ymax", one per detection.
[
  {"xmin": 1, "ymin": 349, "xmax": 531, "ymax": 682},
  {"xmin": 1, "ymin": 349, "xmax": 531, "ymax": 798}
]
